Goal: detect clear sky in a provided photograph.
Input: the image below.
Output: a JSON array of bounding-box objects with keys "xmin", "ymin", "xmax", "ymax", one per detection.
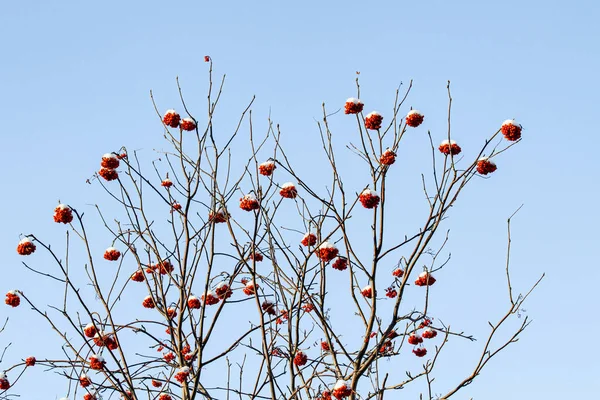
[{"xmin": 1, "ymin": 0, "xmax": 598, "ymax": 399}]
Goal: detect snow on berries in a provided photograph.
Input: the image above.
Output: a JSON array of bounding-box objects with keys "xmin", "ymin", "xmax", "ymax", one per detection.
[
  {"xmin": 180, "ymin": 117, "xmax": 196, "ymax": 131},
  {"xmin": 172, "ymin": 202, "xmax": 182, "ymax": 211},
  {"xmin": 0, "ymin": 373, "xmax": 10, "ymax": 390},
  {"xmin": 293, "ymin": 350, "xmax": 308, "ymax": 366},
  {"xmin": 151, "ymin": 379, "xmax": 162, "ymax": 388},
  {"xmin": 359, "ymin": 189, "xmax": 380, "ymax": 209},
  {"xmin": 301, "ymin": 232, "xmax": 317, "ymax": 247},
  {"xmin": 209, "ymin": 208, "xmax": 229, "ymax": 223},
  {"xmin": 316, "ymin": 241, "xmax": 339, "ymax": 262},
  {"xmin": 163, "ymin": 109, "xmax": 181, "ymax": 128},
  {"xmin": 262, "ymin": 300, "xmax": 276, "ymax": 315},
  {"xmin": 259, "ymin": 160, "xmax": 276, "ymax": 176},
  {"xmin": 317, "ymin": 389, "xmax": 332, "ymax": 400},
  {"xmin": 130, "ymin": 270, "xmax": 145, "ymax": 282},
  {"xmin": 16, "ymin": 237, "xmax": 36, "ymax": 255},
  {"xmin": 5, "ymin": 290, "xmax": 20, "ymax": 307},
  {"xmin": 161, "ymin": 178, "xmax": 173, "ymax": 188},
  {"xmin": 239, "ymin": 194, "xmax": 260, "ymax": 211},
  {"xmin": 414, "ymin": 271, "xmax": 436, "ymax": 286},
  {"xmin": 163, "ymin": 352, "xmax": 175, "ymax": 363},
  {"xmin": 405, "ymin": 110, "xmax": 424, "ymax": 128},
  {"xmin": 53, "ymin": 204, "xmax": 73, "ymax": 224},
  {"xmin": 243, "ymin": 280, "xmax": 258, "ymax": 296},
  {"xmin": 407, "ymin": 333, "xmax": 423, "ymax": 345},
  {"xmin": 332, "ymin": 257, "xmax": 348, "ymax": 271},
  {"xmin": 98, "ymin": 153, "xmax": 119, "ymax": 181},
  {"xmin": 201, "ymin": 290, "xmax": 220, "ymax": 306},
  {"xmin": 412, "ymin": 347, "xmax": 427, "ymax": 357},
  {"xmin": 361, "ymin": 285, "xmax": 374, "ymax": 299},
  {"xmin": 422, "ymin": 328, "xmax": 438, "ymax": 339},
  {"xmin": 174, "ymin": 366, "xmax": 190, "ymax": 383},
  {"xmin": 215, "ymin": 281, "xmax": 233, "ymax": 299},
  {"xmin": 100, "ymin": 153, "xmax": 120, "ymax": 169},
  {"xmin": 476, "ymin": 157, "xmax": 497, "ymax": 175},
  {"xmin": 418, "ymin": 318, "xmax": 432, "ymax": 329},
  {"xmin": 157, "ymin": 260, "xmax": 174, "ymax": 275},
  {"xmin": 98, "ymin": 167, "xmax": 118, "ymax": 181},
  {"xmin": 188, "ymin": 295, "xmax": 201, "ymax": 309},
  {"xmin": 365, "ymin": 111, "xmax": 383, "ymax": 130},
  {"xmin": 103, "ymin": 247, "xmax": 121, "ymax": 261},
  {"xmin": 392, "ymin": 268, "xmax": 404, "ymax": 277},
  {"xmin": 279, "ymin": 182, "xmax": 298, "ymax": 199},
  {"xmin": 332, "ymin": 380, "xmax": 352, "ymax": 399},
  {"xmin": 166, "ymin": 307, "xmax": 177, "ymax": 319},
  {"xmin": 93, "ymin": 332, "xmax": 118, "ymax": 350},
  {"xmin": 344, "ymin": 97, "xmax": 364, "ymax": 114},
  {"xmin": 501, "ymin": 119, "xmax": 522, "ymax": 141},
  {"xmin": 89, "ymin": 354, "xmax": 105, "ymax": 370},
  {"xmin": 142, "ymin": 296, "xmax": 155, "ymax": 309},
  {"xmin": 84, "ymin": 323, "xmax": 97, "ymax": 338},
  {"xmin": 439, "ymin": 140, "xmax": 461, "ymax": 156},
  {"xmin": 379, "ymin": 148, "xmax": 396, "ymax": 166},
  {"xmin": 79, "ymin": 373, "xmax": 91, "ymax": 387}
]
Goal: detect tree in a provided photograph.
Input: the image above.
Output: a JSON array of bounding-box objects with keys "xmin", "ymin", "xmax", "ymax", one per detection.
[{"xmin": 2, "ymin": 63, "xmax": 542, "ymax": 400}]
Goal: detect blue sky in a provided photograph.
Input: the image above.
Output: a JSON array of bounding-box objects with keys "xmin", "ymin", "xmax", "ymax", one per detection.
[{"xmin": 1, "ymin": 0, "xmax": 598, "ymax": 398}]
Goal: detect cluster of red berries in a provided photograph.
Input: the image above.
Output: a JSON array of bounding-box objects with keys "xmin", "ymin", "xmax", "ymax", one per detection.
[
  {"xmin": 99, "ymin": 153, "xmax": 120, "ymax": 181},
  {"xmin": 501, "ymin": 119, "xmax": 522, "ymax": 141},
  {"xmin": 361, "ymin": 285, "xmax": 374, "ymax": 298},
  {"xmin": 379, "ymin": 148, "xmax": 396, "ymax": 166},
  {"xmin": 407, "ymin": 319, "xmax": 438, "ymax": 357},
  {"xmin": 5, "ymin": 290, "xmax": 20, "ymax": 307},
  {"xmin": 174, "ymin": 367, "xmax": 190, "ymax": 383},
  {"xmin": 53, "ymin": 204, "xmax": 73, "ymax": 224},
  {"xmin": 240, "ymin": 194, "xmax": 260, "ymax": 211},
  {"xmin": 344, "ymin": 98, "xmax": 364, "ymax": 114},
  {"xmin": 103, "ymin": 247, "xmax": 121, "ymax": 261},
  {"xmin": 0, "ymin": 373, "xmax": 10, "ymax": 390},
  {"xmin": 316, "ymin": 242, "xmax": 339, "ymax": 262},
  {"xmin": 406, "ymin": 110, "xmax": 425, "ymax": 127},
  {"xmin": 301, "ymin": 232, "xmax": 317, "ymax": 247},
  {"xmin": 359, "ymin": 189, "xmax": 380, "ymax": 209},
  {"xmin": 477, "ymin": 157, "xmax": 497, "ymax": 175},
  {"xmin": 89, "ymin": 354, "xmax": 105, "ymax": 370},
  {"xmin": 16, "ymin": 237, "xmax": 36, "ymax": 255},
  {"xmin": 439, "ymin": 140, "xmax": 462, "ymax": 156},
  {"xmin": 259, "ymin": 160, "xmax": 276, "ymax": 176},
  {"xmin": 262, "ymin": 300, "xmax": 277, "ymax": 315},
  {"xmin": 163, "ymin": 109, "xmax": 196, "ymax": 131},
  {"xmin": 280, "ymin": 182, "xmax": 298, "ymax": 199},
  {"xmin": 365, "ymin": 112, "xmax": 383, "ymax": 130},
  {"xmin": 242, "ymin": 280, "xmax": 258, "ymax": 296},
  {"xmin": 332, "ymin": 257, "xmax": 348, "ymax": 271},
  {"xmin": 145, "ymin": 260, "xmax": 174, "ymax": 275},
  {"xmin": 209, "ymin": 208, "xmax": 229, "ymax": 223},
  {"xmin": 293, "ymin": 350, "xmax": 308, "ymax": 366},
  {"xmin": 414, "ymin": 271, "xmax": 436, "ymax": 286},
  {"xmin": 93, "ymin": 331, "xmax": 119, "ymax": 350}
]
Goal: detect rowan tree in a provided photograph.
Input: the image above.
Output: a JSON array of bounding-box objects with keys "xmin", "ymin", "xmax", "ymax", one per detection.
[{"xmin": 2, "ymin": 62, "xmax": 542, "ymax": 400}]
